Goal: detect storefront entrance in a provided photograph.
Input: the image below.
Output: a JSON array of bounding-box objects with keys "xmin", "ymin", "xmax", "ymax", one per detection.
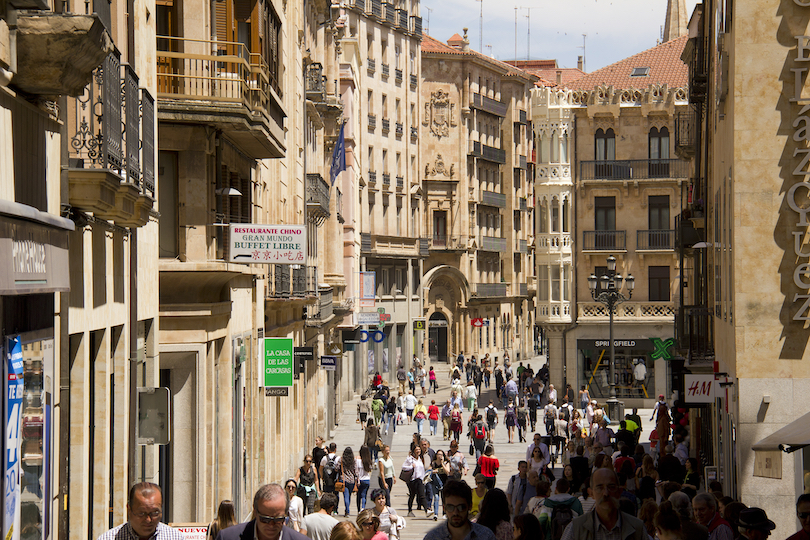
[{"xmin": 428, "ymin": 313, "xmax": 448, "ymax": 364}]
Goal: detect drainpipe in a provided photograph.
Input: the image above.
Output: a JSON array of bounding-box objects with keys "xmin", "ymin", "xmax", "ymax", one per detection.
[{"xmin": 128, "ymin": 228, "xmax": 138, "ymax": 486}]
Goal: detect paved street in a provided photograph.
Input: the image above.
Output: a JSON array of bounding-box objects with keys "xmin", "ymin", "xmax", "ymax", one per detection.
[{"xmin": 325, "ymin": 361, "xmax": 656, "ymax": 539}]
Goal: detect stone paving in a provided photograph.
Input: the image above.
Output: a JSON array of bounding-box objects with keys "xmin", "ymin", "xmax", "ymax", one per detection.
[{"xmin": 324, "ymin": 361, "xmax": 656, "ymax": 539}]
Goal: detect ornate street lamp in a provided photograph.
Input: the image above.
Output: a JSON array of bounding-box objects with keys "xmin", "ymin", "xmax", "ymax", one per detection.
[{"xmin": 587, "ymin": 255, "xmax": 634, "ymax": 422}]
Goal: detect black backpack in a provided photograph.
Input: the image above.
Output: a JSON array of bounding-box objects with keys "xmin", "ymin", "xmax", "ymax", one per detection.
[
  {"xmin": 550, "ymin": 504, "xmax": 575, "ymax": 540},
  {"xmin": 323, "ymin": 455, "xmax": 338, "ymax": 480},
  {"xmin": 486, "ymin": 407, "xmax": 497, "ymax": 423}
]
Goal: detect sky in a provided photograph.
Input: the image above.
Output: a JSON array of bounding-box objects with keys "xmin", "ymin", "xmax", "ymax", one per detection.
[{"xmin": 421, "ymin": 0, "xmax": 700, "ymax": 73}]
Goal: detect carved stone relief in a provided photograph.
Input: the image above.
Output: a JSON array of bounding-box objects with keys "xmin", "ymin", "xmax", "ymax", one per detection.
[
  {"xmin": 426, "ymin": 154, "xmax": 455, "ymax": 179},
  {"xmin": 423, "ymin": 89, "xmax": 457, "ymax": 138}
]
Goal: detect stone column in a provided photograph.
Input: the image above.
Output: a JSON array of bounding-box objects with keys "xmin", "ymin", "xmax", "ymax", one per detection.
[{"xmin": 544, "ymin": 324, "xmax": 566, "ymax": 389}]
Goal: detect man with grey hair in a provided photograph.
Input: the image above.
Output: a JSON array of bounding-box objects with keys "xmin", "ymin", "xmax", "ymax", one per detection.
[
  {"xmin": 98, "ymin": 482, "xmax": 186, "ymax": 540},
  {"xmin": 692, "ymin": 492, "xmax": 733, "ymax": 540},
  {"xmin": 668, "ymin": 491, "xmax": 708, "ymax": 540},
  {"xmin": 218, "ymin": 484, "xmax": 309, "ymax": 540}
]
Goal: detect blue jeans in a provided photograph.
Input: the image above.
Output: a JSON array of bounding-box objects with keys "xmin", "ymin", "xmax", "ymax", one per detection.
[
  {"xmin": 429, "ymin": 418, "xmax": 438, "ymax": 435},
  {"xmin": 416, "ymin": 418, "xmax": 424, "ymax": 434},
  {"xmin": 343, "ymin": 482, "xmax": 355, "ymax": 515},
  {"xmin": 357, "ymin": 479, "xmax": 370, "ymax": 511},
  {"xmin": 387, "ymin": 413, "xmax": 396, "ymax": 433}
]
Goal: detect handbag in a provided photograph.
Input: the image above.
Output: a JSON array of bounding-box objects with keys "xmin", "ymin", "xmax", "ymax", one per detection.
[
  {"xmin": 469, "ymin": 442, "xmax": 475, "ymax": 456},
  {"xmin": 334, "ymin": 481, "xmax": 345, "ymax": 492},
  {"xmin": 399, "ymin": 468, "xmax": 414, "ymax": 482},
  {"xmin": 375, "ymin": 438, "xmax": 385, "ymax": 450}
]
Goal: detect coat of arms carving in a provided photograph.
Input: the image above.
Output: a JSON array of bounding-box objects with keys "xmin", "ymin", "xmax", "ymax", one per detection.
[{"xmin": 423, "ymin": 89, "xmax": 456, "ymax": 138}]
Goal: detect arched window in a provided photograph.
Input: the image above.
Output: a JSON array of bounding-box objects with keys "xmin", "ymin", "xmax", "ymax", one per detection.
[{"xmin": 649, "ymin": 127, "xmax": 670, "ymax": 177}]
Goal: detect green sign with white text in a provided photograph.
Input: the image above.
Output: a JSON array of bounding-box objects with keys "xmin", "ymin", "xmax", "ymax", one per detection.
[{"xmin": 261, "ymin": 337, "xmax": 294, "ymax": 388}]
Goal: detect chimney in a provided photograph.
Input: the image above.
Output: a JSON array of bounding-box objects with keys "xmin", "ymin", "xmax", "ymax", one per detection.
[
  {"xmin": 577, "ymin": 55, "xmax": 583, "ymax": 71},
  {"xmin": 556, "ymin": 70, "xmax": 562, "ymax": 85}
]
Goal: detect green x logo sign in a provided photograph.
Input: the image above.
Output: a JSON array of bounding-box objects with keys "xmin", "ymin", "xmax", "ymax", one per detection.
[{"xmin": 650, "ymin": 337, "xmax": 676, "ymax": 360}]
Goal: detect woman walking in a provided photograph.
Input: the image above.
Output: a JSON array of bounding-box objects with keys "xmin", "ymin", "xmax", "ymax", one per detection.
[
  {"xmin": 284, "ymin": 480, "xmax": 305, "ymax": 531},
  {"xmin": 385, "ymin": 396, "xmax": 397, "ymax": 435},
  {"xmin": 357, "ymin": 445, "xmax": 373, "ymax": 512},
  {"xmin": 427, "ymin": 399, "xmax": 440, "ymax": 436},
  {"xmin": 377, "ymin": 445, "xmax": 396, "ymax": 506},
  {"xmin": 449, "ymin": 402, "xmax": 463, "ymax": 442},
  {"xmin": 579, "ymin": 385, "xmax": 590, "ymax": 415},
  {"xmin": 401, "ymin": 446, "xmax": 433, "ymax": 519},
  {"xmin": 504, "ymin": 401, "xmax": 517, "ymax": 444},
  {"xmin": 337, "ymin": 447, "xmax": 357, "ymax": 517},
  {"xmin": 364, "ymin": 419, "xmax": 381, "ymax": 462},
  {"xmin": 475, "ymin": 489, "xmax": 513, "ymax": 540},
  {"xmin": 413, "ymin": 398, "xmax": 428, "ymax": 435},
  {"xmin": 477, "ymin": 445, "xmax": 499, "ymax": 489},
  {"xmin": 429, "ymin": 450, "xmax": 449, "ymax": 518},
  {"xmin": 369, "ymin": 489, "xmax": 400, "ymax": 540},
  {"xmin": 294, "ymin": 455, "xmax": 321, "ymax": 514},
  {"xmin": 464, "ymin": 380, "xmax": 478, "ymax": 411},
  {"xmin": 206, "ymin": 500, "xmax": 236, "ymax": 540}
]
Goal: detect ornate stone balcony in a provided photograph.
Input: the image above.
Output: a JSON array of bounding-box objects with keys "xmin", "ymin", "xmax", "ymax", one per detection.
[
  {"xmin": 537, "ymin": 233, "xmax": 572, "ymax": 252},
  {"xmin": 577, "ymin": 301, "xmax": 676, "ymax": 322}
]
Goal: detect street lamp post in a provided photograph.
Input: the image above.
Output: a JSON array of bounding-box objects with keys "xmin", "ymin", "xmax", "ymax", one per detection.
[{"xmin": 587, "ymin": 255, "xmax": 634, "ymax": 423}]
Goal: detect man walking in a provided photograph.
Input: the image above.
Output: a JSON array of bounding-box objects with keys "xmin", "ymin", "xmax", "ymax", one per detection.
[
  {"xmin": 788, "ymin": 494, "xmax": 810, "ymax": 540},
  {"xmin": 423, "ymin": 480, "xmax": 495, "ymax": 540},
  {"xmin": 738, "ymin": 508, "xmax": 776, "ymax": 540},
  {"xmin": 484, "ymin": 401, "xmax": 498, "ymax": 443},
  {"xmin": 301, "ymin": 493, "xmax": 339, "ymax": 540},
  {"xmin": 319, "ymin": 443, "xmax": 339, "ymax": 497},
  {"xmin": 693, "ymin": 492, "xmax": 734, "ymax": 540},
  {"xmin": 219, "ymin": 484, "xmax": 309, "ymax": 540},
  {"xmin": 396, "ymin": 365, "xmax": 407, "ymax": 394},
  {"xmin": 505, "ymin": 461, "xmax": 528, "ymax": 518},
  {"xmin": 441, "ymin": 399, "xmax": 453, "ymax": 440},
  {"xmin": 97, "ymin": 483, "xmax": 186, "ymax": 540},
  {"xmin": 560, "ymin": 469, "xmax": 645, "ymax": 540}
]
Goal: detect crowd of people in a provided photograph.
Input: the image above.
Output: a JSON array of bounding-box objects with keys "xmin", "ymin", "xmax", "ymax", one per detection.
[{"xmin": 97, "ymin": 356, "xmax": 807, "ymax": 540}]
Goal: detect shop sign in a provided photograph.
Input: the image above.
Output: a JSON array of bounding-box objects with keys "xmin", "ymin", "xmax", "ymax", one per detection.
[
  {"xmin": 577, "ymin": 339, "xmax": 655, "ymax": 351},
  {"xmin": 260, "ymin": 338, "xmax": 293, "ymax": 390},
  {"xmin": 0, "ymin": 219, "xmax": 70, "ymax": 294},
  {"xmin": 4, "ymin": 336, "xmax": 23, "ymax": 540},
  {"xmin": 428, "ymin": 320, "xmax": 448, "ymax": 327},
  {"xmin": 229, "ymin": 225, "xmax": 305, "ymax": 264},
  {"xmin": 359, "ymin": 272, "xmax": 376, "ymax": 307},
  {"xmin": 321, "ymin": 355, "xmax": 337, "ymax": 371},
  {"xmin": 357, "ymin": 312, "xmax": 381, "ymax": 325},
  {"xmin": 174, "ymin": 526, "xmax": 207, "ymax": 540},
  {"xmin": 471, "ymin": 318, "xmax": 484, "ymax": 327},
  {"xmin": 684, "ymin": 374, "xmax": 716, "ymax": 403},
  {"xmin": 414, "ymin": 319, "xmax": 426, "ymax": 331},
  {"xmin": 293, "ymin": 347, "xmax": 313, "ymax": 380}
]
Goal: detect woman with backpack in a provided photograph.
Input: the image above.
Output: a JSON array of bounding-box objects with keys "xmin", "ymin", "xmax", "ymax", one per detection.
[
  {"xmin": 504, "ymin": 400, "xmax": 517, "ymax": 444},
  {"xmin": 449, "ymin": 403, "xmax": 463, "ymax": 442},
  {"xmin": 364, "ymin": 419, "xmax": 381, "ymax": 462}
]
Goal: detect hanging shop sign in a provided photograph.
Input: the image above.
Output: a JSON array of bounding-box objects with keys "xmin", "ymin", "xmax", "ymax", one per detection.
[
  {"xmin": 428, "ymin": 320, "xmax": 448, "ymax": 327},
  {"xmin": 321, "ymin": 355, "xmax": 337, "ymax": 371},
  {"xmin": 357, "ymin": 312, "xmax": 381, "ymax": 325},
  {"xmin": 471, "ymin": 318, "xmax": 484, "ymax": 327},
  {"xmin": 229, "ymin": 224, "xmax": 305, "ymax": 264},
  {"xmin": 260, "ymin": 337, "xmax": 293, "ymax": 391},
  {"xmin": 4, "ymin": 336, "xmax": 23, "ymax": 540},
  {"xmin": 414, "ymin": 319, "xmax": 426, "ymax": 331},
  {"xmin": 359, "ymin": 272, "xmax": 376, "ymax": 307},
  {"xmin": 683, "ymin": 374, "xmax": 717, "ymax": 403}
]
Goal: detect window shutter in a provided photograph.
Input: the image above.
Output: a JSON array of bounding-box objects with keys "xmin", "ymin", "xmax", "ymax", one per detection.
[{"xmin": 215, "ymin": 0, "xmax": 229, "ymax": 44}]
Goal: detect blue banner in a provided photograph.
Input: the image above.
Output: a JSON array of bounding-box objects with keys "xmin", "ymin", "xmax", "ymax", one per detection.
[
  {"xmin": 329, "ymin": 122, "xmax": 346, "ymax": 186},
  {"xmin": 4, "ymin": 336, "xmax": 23, "ymax": 540}
]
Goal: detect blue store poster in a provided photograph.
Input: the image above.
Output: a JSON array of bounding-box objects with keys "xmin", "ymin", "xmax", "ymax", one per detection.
[{"xmin": 4, "ymin": 336, "xmax": 23, "ymax": 540}]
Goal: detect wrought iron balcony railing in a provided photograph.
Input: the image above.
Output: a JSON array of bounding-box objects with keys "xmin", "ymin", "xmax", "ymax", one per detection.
[
  {"xmin": 381, "ymin": 63, "xmax": 390, "ymax": 78},
  {"xmin": 396, "ymin": 122, "xmax": 404, "ymax": 137},
  {"xmin": 675, "ymin": 110, "xmax": 696, "ymax": 159},
  {"xmin": 410, "ymin": 16, "xmax": 423, "ymax": 35},
  {"xmin": 396, "ymin": 9, "xmax": 409, "ymax": 30},
  {"xmin": 580, "ymin": 159, "xmax": 689, "ymax": 180},
  {"xmin": 306, "ymin": 62, "xmax": 325, "ymax": 102},
  {"xmin": 368, "ymin": 114, "xmax": 377, "ymax": 129},
  {"xmin": 382, "ymin": 1, "xmax": 395, "ymax": 23},
  {"xmin": 430, "ymin": 235, "xmax": 469, "ymax": 250},
  {"xmin": 676, "ymin": 305, "xmax": 714, "ymax": 361},
  {"xmin": 410, "ymin": 74, "xmax": 418, "ymax": 88},
  {"xmin": 368, "ymin": 171, "xmax": 377, "ymax": 183},
  {"xmin": 371, "ymin": 0, "xmax": 382, "ymax": 18},
  {"xmin": 396, "ymin": 176, "xmax": 404, "ymax": 189},
  {"xmin": 519, "ymin": 155, "xmax": 527, "ymax": 169},
  {"xmin": 479, "ymin": 235, "xmax": 508, "ymax": 252},
  {"xmin": 306, "ymin": 173, "xmax": 330, "ymax": 223},
  {"xmin": 382, "ymin": 173, "xmax": 391, "ymax": 186},
  {"xmin": 519, "ymin": 239, "xmax": 528, "ymax": 253},
  {"xmin": 382, "ymin": 118, "xmax": 390, "ymax": 132},
  {"xmin": 582, "ymin": 230, "xmax": 627, "ymax": 251},
  {"xmin": 519, "ymin": 197, "xmax": 527, "ymax": 211},
  {"xmin": 475, "ymin": 283, "xmax": 508, "ymax": 297},
  {"xmin": 637, "ymin": 229, "xmax": 675, "ymax": 250},
  {"xmin": 471, "ymin": 93, "xmax": 508, "ymax": 116},
  {"xmin": 410, "ymin": 126, "xmax": 418, "ymax": 139},
  {"xmin": 395, "ymin": 68, "xmax": 403, "ymax": 83},
  {"xmin": 367, "ymin": 58, "xmax": 376, "ymax": 74},
  {"xmin": 468, "ymin": 141, "xmax": 506, "ymax": 163}
]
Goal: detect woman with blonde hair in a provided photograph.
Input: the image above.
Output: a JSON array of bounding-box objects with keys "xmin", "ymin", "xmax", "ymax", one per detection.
[
  {"xmin": 412, "ymin": 398, "xmax": 428, "ymax": 435},
  {"xmin": 329, "ymin": 521, "xmax": 361, "ymax": 540},
  {"xmin": 207, "ymin": 500, "xmax": 236, "ymax": 539},
  {"xmin": 356, "ymin": 509, "xmax": 386, "ymax": 540}
]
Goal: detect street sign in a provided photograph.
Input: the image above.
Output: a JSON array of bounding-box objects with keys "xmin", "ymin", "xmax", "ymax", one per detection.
[
  {"xmin": 321, "ymin": 355, "xmax": 337, "ymax": 371},
  {"xmin": 137, "ymin": 387, "xmax": 171, "ymax": 445},
  {"xmin": 414, "ymin": 319, "xmax": 426, "ymax": 331},
  {"xmin": 471, "ymin": 318, "xmax": 484, "ymax": 327},
  {"xmin": 229, "ymin": 224, "xmax": 306, "ymax": 264},
  {"xmin": 265, "ymin": 387, "xmax": 289, "ymax": 397},
  {"xmin": 326, "ymin": 343, "xmax": 343, "ymax": 355},
  {"xmin": 260, "ymin": 337, "xmax": 293, "ymax": 390}
]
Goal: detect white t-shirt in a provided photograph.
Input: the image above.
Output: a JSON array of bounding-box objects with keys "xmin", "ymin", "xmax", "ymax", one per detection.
[
  {"xmin": 288, "ymin": 495, "xmax": 305, "ymax": 530},
  {"xmin": 302, "ymin": 512, "xmax": 339, "ymax": 540}
]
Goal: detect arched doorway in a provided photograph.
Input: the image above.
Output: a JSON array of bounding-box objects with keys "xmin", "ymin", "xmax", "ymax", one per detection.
[{"xmin": 428, "ymin": 312, "xmax": 449, "ymax": 364}]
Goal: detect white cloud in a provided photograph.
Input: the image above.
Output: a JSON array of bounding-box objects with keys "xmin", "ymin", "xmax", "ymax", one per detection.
[{"xmin": 422, "ymin": 0, "xmax": 700, "ymax": 72}]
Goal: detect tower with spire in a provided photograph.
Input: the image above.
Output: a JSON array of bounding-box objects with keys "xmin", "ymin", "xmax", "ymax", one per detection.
[{"xmin": 663, "ymin": 0, "xmax": 687, "ymax": 42}]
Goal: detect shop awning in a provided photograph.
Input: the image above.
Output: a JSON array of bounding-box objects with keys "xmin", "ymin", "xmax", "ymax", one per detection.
[{"xmin": 752, "ymin": 410, "xmax": 810, "ymax": 453}]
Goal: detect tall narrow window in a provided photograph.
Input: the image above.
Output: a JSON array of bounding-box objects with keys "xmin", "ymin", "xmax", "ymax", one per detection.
[
  {"xmin": 551, "ymin": 266, "xmax": 561, "ymax": 301},
  {"xmin": 551, "ymin": 131, "xmax": 559, "ymax": 163},
  {"xmin": 648, "ymin": 195, "xmax": 670, "ymax": 249},
  {"xmin": 649, "ymin": 266, "xmax": 670, "ymax": 301},
  {"xmin": 561, "ymin": 133, "xmax": 568, "ymax": 163},
  {"xmin": 594, "ymin": 128, "xmax": 616, "ymax": 178},
  {"xmin": 594, "ymin": 196, "xmax": 616, "ymax": 249},
  {"xmin": 562, "ymin": 198, "xmax": 570, "ymax": 233},
  {"xmin": 551, "ymin": 198, "xmax": 560, "ymax": 233},
  {"xmin": 649, "ymin": 127, "xmax": 670, "ymax": 177},
  {"xmin": 433, "ymin": 211, "xmax": 447, "ymax": 245},
  {"xmin": 538, "ymin": 266, "xmax": 549, "ymax": 301}
]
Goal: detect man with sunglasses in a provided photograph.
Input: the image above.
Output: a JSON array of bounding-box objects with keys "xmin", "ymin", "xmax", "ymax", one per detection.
[
  {"xmin": 97, "ymin": 483, "xmax": 185, "ymax": 540},
  {"xmin": 218, "ymin": 484, "xmax": 308, "ymax": 540},
  {"xmin": 788, "ymin": 494, "xmax": 810, "ymax": 540},
  {"xmin": 423, "ymin": 480, "xmax": 495, "ymax": 540}
]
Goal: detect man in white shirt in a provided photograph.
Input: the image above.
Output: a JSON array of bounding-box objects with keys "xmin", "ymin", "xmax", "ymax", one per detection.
[
  {"xmin": 302, "ymin": 493, "xmax": 339, "ymax": 540},
  {"xmin": 548, "ymin": 384, "xmax": 558, "ymax": 404},
  {"xmin": 404, "ymin": 391, "xmax": 418, "ymax": 423}
]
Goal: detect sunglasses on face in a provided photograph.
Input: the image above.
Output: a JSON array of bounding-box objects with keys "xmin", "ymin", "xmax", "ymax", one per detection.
[
  {"xmin": 799, "ymin": 512, "xmax": 810, "ymax": 519},
  {"xmin": 445, "ymin": 503, "xmax": 468, "ymax": 514},
  {"xmin": 257, "ymin": 514, "xmax": 286, "ymax": 524},
  {"xmin": 361, "ymin": 522, "xmax": 376, "ymax": 528}
]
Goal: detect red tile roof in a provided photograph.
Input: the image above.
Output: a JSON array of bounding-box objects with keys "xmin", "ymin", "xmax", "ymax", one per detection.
[
  {"xmin": 566, "ymin": 36, "xmax": 688, "ymax": 91},
  {"xmin": 503, "ymin": 60, "xmax": 585, "ymax": 88},
  {"xmin": 421, "ymin": 35, "xmax": 539, "ymax": 83}
]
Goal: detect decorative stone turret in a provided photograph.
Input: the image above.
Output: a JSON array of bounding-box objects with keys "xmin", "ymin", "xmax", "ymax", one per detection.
[{"xmin": 663, "ymin": 0, "xmax": 687, "ymax": 42}]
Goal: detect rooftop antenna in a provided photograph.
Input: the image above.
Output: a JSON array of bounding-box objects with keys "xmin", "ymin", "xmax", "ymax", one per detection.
[
  {"xmin": 578, "ymin": 34, "xmax": 587, "ymax": 72},
  {"xmin": 476, "ymin": 0, "xmax": 483, "ymax": 51},
  {"xmin": 485, "ymin": 44, "xmax": 493, "ymax": 57},
  {"xmin": 425, "ymin": 6, "xmax": 432, "ymax": 34},
  {"xmin": 524, "ymin": 7, "xmax": 536, "ymax": 61},
  {"xmin": 514, "ymin": 7, "xmax": 518, "ymax": 62}
]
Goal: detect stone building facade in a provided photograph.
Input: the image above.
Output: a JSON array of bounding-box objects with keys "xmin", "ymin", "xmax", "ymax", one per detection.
[{"xmin": 420, "ymin": 30, "xmax": 536, "ymax": 365}]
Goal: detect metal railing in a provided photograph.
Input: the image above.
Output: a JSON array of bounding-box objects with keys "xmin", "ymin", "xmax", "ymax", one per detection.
[
  {"xmin": 677, "ymin": 305, "xmax": 714, "ymax": 360},
  {"xmin": 336, "ymin": 188, "xmax": 345, "ymax": 223},
  {"xmin": 370, "ymin": 0, "xmax": 382, "ymax": 18},
  {"xmin": 580, "ymin": 159, "xmax": 689, "ymax": 180},
  {"xmin": 476, "ymin": 283, "xmax": 508, "ymax": 297},
  {"xmin": 368, "ymin": 114, "xmax": 377, "ymax": 129},
  {"xmin": 382, "ymin": 1, "xmax": 395, "ymax": 23},
  {"xmin": 480, "ymin": 190, "xmax": 507, "ymax": 208},
  {"xmin": 637, "ymin": 229, "xmax": 675, "ymax": 250},
  {"xmin": 471, "ymin": 93, "xmax": 508, "ymax": 116},
  {"xmin": 468, "ymin": 141, "xmax": 506, "ymax": 163},
  {"xmin": 368, "ymin": 171, "xmax": 377, "ymax": 183},
  {"xmin": 156, "ymin": 36, "xmax": 277, "ymax": 112},
  {"xmin": 123, "ymin": 63, "xmax": 140, "ymax": 184},
  {"xmin": 519, "ymin": 197, "xmax": 527, "ymax": 211},
  {"xmin": 430, "ymin": 235, "xmax": 469, "ymax": 250},
  {"xmin": 395, "ymin": 69, "xmax": 403, "ymax": 83},
  {"xmin": 306, "ymin": 173, "xmax": 330, "ymax": 221},
  {"xmin": 582, "ymin": 230, "xmax": 627, "ymax": 251},
  {"xmin": 675, "ymin": 110, "xmax": 696, "ymax": 157},
  {"xmin": 306, "ymin": 62, "xmax": 325, "ymax": 102},
  {"xmin": 141, "ymin": 89, "xmax": 155, "ymax": 195},
  {"xmin": 518, "ymin": 239, "xmax": 528, "ymax": 253},
  {"xmin": 519, "ymin": 155, "xmax": 527, "ymax": 169},
  {"xmin": 382, "ymin": 118, "xmax": 390, "ymax": 132},
  {"xmin": 519, "ymin": 109, "xmax": 527, "ymax": 124},
  {"xmin": 367, "ymin": 58, "xmax": 376, "ymax": 74},
  {"xmin": 410, "ymin": 126, "xmax": 418, "ymax": 139},
  {"xmin": 396, "ymin": 9, "xmax": 409, "ymax": 30},
  {"xmin": 382, "ymin": 173, "xmax": 391, "ymax": 186},
  {"xmin": 519, "ymin": 283, "xmax": 528, "ymax": 296},
  {"xmin": 396, "ymin": 176, "xmax": 404, "ymax": 189},
  {"xmin": 396, "ymin": 122, "xmax": 403, "ymax": 136},
  {"xmin": 310, "ymin": 287, "xmax": 334, "ymax": 321},
  {"xmin": 410, "ymin": 16, "xmax": 423, "ymax": 35},
  {"xmin": 410, "ymin": 74, "xmax": 418, "ymax": 88},
  {"xmin": 381, "ymin": 63, "xmax": 390, "ymax": 78},
  {"xmin": 479, "ymin": 236, "xmax": 508, "ymax": 252}
]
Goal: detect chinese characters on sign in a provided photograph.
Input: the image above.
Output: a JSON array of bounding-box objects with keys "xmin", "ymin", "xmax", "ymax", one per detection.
[{"xmin": 229, "ymin": 225, "xmax": 306, "ymax": 264}]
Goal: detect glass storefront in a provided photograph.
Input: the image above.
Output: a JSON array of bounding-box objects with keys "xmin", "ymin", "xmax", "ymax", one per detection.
[{"xmin": 577, "ymin": 339, "xmax": 657, "ymax": 400}]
